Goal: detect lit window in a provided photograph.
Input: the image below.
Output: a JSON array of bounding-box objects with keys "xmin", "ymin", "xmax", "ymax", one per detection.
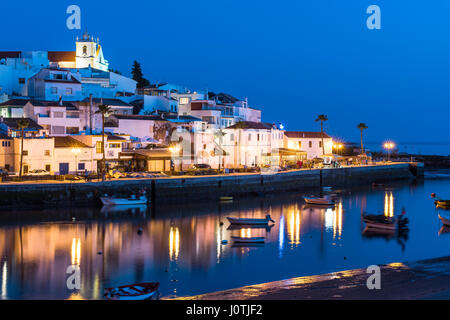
[
  {"xmin": 66, "ymin": 88, "xmax": 73, "ymax": 95},
  {"xmin": 96, "ymin": 141, "xmax": 103, "ymax": 153},
  {"xmin": 51, "ymin": 87, "xmax": 58, "ymax": 94}
]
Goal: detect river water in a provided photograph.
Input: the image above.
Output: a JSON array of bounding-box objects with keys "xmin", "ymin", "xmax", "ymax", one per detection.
[{"xmin": 1, "ymin": 170, "xmax": 450, "ymax": 300}]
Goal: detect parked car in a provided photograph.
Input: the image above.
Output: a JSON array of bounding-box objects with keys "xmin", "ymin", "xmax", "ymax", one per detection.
[
  {"xmin": 26, "ymin": 169, "xmax": 49, "ymax": 176},
  {"xmin": 192, "ymin": 164, "xmax": 212, "ymax": 170}
]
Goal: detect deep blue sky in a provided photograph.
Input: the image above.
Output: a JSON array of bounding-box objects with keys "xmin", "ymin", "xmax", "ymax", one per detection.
[{"xmin": 1, "ymin": 0, "xmax": 449, "ymax": 145}]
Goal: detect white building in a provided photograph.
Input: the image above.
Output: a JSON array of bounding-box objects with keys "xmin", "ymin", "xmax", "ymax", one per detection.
[
  {"xmin": 284, "ymin": 131, "xmax": 333, "ymax": 159},
  {"xmin": 222, "ymin": 121, "xmax": 284, "ymax": 168}
]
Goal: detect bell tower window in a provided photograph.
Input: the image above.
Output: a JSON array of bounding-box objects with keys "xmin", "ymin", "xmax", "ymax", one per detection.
[{"xmin": 83, "ymin": 46, "xmax": 87, "ymax": 56}]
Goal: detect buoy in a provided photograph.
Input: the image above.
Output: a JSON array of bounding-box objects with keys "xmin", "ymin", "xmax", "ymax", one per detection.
[
  {"xmin": 137, "ymin": 228, "xmax": 143, "ymax": 235},
  {"xmin": 97, "ymin": 251, "xmax": 102, "ymax": 255},
  {"xmin": 221, "ymin": 240, "xmax": 228, "ymax": 245},
  {"xmin": 431, "ymin": 193, "xmax": 436, "ymax": 198}
]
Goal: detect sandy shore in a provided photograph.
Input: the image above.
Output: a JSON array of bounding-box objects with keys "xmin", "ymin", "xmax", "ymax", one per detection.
[{"xmin": 174, "ymin": 256, "xmax": 450, "ymax": 300}]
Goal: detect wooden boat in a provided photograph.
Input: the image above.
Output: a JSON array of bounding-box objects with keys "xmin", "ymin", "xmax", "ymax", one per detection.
[
  {"xmin": 231, "ymin": 236, "xmax": 265, "ymax": 243},
  {"xmin": 363, "ymin": 214, "xmax": 396, "ymax": 231},
  {"xmin": 101, "ymin": 194, "xmax": 148, "ymax": 206},
  {"xmin": 436, "ymin": 200, "xmax": 450, "ymax": 209},
  {"xmin": 438, "ymin": 214, "xmax": 450, "ymax": 227},
  {"xmin": 227, "ymin": 214, "xmax": 275, "ymax": 225},
  {"xmin": 104, "ymin": 282, "xmax": 159, "ymax": 300},
  {"xmin": 304, "ymin": 196, "xmax": 334, "ymax": 206}
]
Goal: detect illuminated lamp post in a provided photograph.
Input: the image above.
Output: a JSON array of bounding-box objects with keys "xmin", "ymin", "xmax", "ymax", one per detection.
[
  {"xmin": 383, "ymin": 142, "xmax": 395, "ymax": 162},
  {"xmin": 72, "ymin": 148, "xmax": 81, "ymax": 174}
]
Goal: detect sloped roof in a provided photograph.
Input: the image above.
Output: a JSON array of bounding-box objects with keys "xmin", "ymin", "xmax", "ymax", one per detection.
[
  {"xmin": 81, "ymin": 97, "xmax": 131, "ymax": 107},
  {"xmin": 113, "ymin": 114, "xmax": 165, "ymax": 121},
  {"xmin": 48, "ymin": 51, "xmax": 76, "ymax": 62},
  {"xmin": 54, "ymin": 136, "xmax": 90, "ymax": 148},
  {"xmin": 0, "ymin": 51, "xmax": 21, "ymax": 60},
  {"xmin": 226, "ymin": 121, "xmax": 274, "ymax": 130},
  {"xmin": 29, "ymin": 100, "xmax": 78, "ymax": 110},
  {"xmin": 0, "ymin": 99, "xmax": 31, "ymax": 107},
  {"xmin": 284, "ymin": 131, "xmax": 331, "ymax": 139},
  {"xmin": 0, "ymin": 118, "xmax": 42, "ymax": 130}
]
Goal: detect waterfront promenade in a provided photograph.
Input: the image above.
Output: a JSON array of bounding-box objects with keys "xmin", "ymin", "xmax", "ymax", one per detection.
[
  {"xmin": 177, "ymin": 255, "xmax": 450, "ymax": 300},
  {"xmin": 0, "ymin": 162, "xmax": 421, "ymax": 208}
]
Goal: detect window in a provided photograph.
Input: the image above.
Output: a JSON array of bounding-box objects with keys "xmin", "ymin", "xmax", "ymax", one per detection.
[
  {"xmin": 78, "ymin": 163, "xmax": 85, "ymax": 170},
  {"xmin": 5, "ymin": 164, "xmax": 9, "ymax": 171},
  {"xmin": 53, "ymin": 112, "xmax": 64, "ymax": 118},
  {"xmin": 83, "ymin": 46, "xmax": 87, "ymax": 55},
  {"xmin": 18, "ymin": 78, "xmax": 25, "ymax": 84},
  {"xmin": 51, "ymin": 87, "xmax": 58, "ymax": 94},
  {"xmin": 66, "ymin": 127, "xmax": 79, "ymax": 134},
  {"xmin": 309, "ymin": 141, "xmax": 312, "ymax": 148},
  {"xmin": 248, "ymin": 134, "xmax": 251, "ymax": 141},
  {"xmin": 109, "ymin": 143, "xmax": 120, "ymax": 148},
  {"xmin": 179, "ymin": 97, "xmax": 189, "ymax": 105},
  {"xmin": 45, "ymin": 164, "xmax": 51, "ymax": 172},
  {"xmin": 51, "ymin": 126, "xmax": 65, "ymax": 134},
  {"xmin": 96, "ymin": 141, "xmax": 103, "ymax": 154},
  {"xmin": 22, "ymin": 150, "xmax": 28, "ymax": 156},
  {"xmin": 23, "ymin": 165, "xmax": 28, "ymax": 174},
  {"xmin": 298, "ymin": 141, "xmax": 302, "ymax": 149},
  {"xmin": 319, "ymin": 141, "xmax": 322, "ymax": 148},
  {"xmin": 44, "ymin": 150, "xmax": 50, "ymax": 156},
  {"xmin": 230, "ymin": 133, "xmax": 234, "ymax": 142},
  {"xmin": 66, "ymin": 88, "xmax": 73, "ymax": 95}
]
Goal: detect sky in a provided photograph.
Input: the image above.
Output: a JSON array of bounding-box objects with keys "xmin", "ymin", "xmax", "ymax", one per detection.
[{"xmin": 1, "ymin": 0, "xmax": 450, "ymax": 145}]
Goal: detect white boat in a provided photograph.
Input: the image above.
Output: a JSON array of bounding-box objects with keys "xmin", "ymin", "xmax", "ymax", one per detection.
[
  {"xmin": 101, "ymin": 194, "xmax": 148, "ymax": 206},
  {"xmin": 231, "ymin": 236, "xmax": 265, "ymax": 243},
  {"xmin": 104, "ymin": 282, "xmax": 159, "ymax": 300},
  {"xmin": 438, "ymin": 214, "xmax": 450, "ymax": 227},
  {"xmin": 304, "ymin": 196, "xmax": 334, "ymax": 206},
  {"xmin": 227, "ymin": 214, "xmax": 275, "ymax": 225}
]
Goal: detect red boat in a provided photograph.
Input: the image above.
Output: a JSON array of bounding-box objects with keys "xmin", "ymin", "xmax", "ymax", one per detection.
[{"xmin": 104, "ymin": 282, "xmax": 160, "ymax": 300}]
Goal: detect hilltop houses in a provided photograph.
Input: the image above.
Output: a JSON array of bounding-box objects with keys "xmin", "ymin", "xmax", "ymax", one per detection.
[{"xmin": 0, "ymin": 30, "xmax": 335, "ymax": 175}]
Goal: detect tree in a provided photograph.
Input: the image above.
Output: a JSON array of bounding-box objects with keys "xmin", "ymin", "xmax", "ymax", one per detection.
[
  {"xmin": 315, "ymin": 114, "xmax": 328, "ymax": 155},
  {"xmin": 357, "ymin": 123, "xmax": 368, "ymax": 154},
  {"xmin": 95, "ymin": 104, "xmax": 112, "ymax": 179},
  {"xmin": 131, "ymin": 60, "xmax": 150, "ymax": 88},
  {"xmin": 17, "ymin": 119, "xmax": 29, "ymax": 178}
]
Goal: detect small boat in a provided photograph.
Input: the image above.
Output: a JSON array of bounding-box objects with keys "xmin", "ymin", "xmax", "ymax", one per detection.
[
  {"xmin": 304, "ymin": 196, "xmax": 334, "ymax": 206},
  {"xmin": 227, "ymin": 224, "xmax": 274, "ymax": 231},
  {"xmin": 220, "ymin": 196, "xmax": 233, "ymax": 202},
  {"xmin": 438, "ymin": 214, "xmax": 450, "ymax": 227},
  {"xmin": 372, "ymin": 182, "xmax": 385, "ymax": 187},
  {"xmin": 227, "ymin": 214, "xmax": 275, "ymax": 225},
  {"xmin": 231, "ymin": 236, "xmax": 265, "ymax": 243},
  {"xmin": 104, "ymin": 282, "xmax": 159, "ymax": 300},
  {"xmin": 363, "ymin": 214, "xmax": 396, "ymax": 231},
  {"xmin": 436, "ymin": 200, "xmax": 450, "ymax": 209},
  {"xmin": 101, "ymin": 194, "xmax": 148, "ymax": 206}
]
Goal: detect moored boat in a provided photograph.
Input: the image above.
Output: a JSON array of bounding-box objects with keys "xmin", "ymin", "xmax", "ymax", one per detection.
[
  {"xmin": 100, "ymin": 194, "xmax": 148, "ymax": 206},
  {"xmin": 231, "ymin": 236, "xmax": 265, "ymax": 243},
  {"xmin": 438, "ymin": 214, "xmax": 450, "ymax": 227},
  {"xmin": 104, "ymin": 282, "xmax": 159, "ymax": 300},
  {"xmin": 304, "ymin": 196, "xmax": 334, "ymax": 206},
  {"xmin": 436, "ymin": 200, "xmax": 450, "ymax": 209},
  {"xmin": 227, "ymin": 214, "xmax": 275, "ymax": 225},
  {"xmin": 363, "ymin": 214, "xmax": 396, "ymax": 231}
]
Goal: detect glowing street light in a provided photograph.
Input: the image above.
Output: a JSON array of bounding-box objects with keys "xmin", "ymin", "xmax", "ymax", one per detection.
[
  {"xmin": 169, "ymin": 145, "xmax": 182, "ymax": 171},
  {"xmin": 383, "ymin": 142, "xmax": 395, "ymax": 162},
  {"xmin": 72, "ymin": 148, "xmax": 81, "ymax": 174},
  {"xmin": 333, "ymin": 143, "xmax": 344, "ymax": 155}
]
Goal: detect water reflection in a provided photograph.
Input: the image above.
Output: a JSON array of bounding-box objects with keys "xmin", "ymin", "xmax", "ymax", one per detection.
[{"xmin": 3, "ymin": 178, "xmax": 450, "ymax": 299}]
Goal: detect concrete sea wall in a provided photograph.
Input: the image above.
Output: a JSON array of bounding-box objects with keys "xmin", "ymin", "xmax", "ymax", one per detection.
[{"xmin": 0, "ymin": 163, "xmax": 420, "ymax": 208}]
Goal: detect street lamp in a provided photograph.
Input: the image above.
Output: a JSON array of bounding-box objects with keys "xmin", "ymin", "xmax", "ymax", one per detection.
[
  {"xmin": 333, "ymin": 143, "xmax": 343, "ymax": 155},
  {"xmin": 169, "ymin": 145, "xmax": 181, "ymax": 171},
  {"xmin": 383, "ymin": 142, "xmax": 395, "ymax": 162},
  {"xmin": 72, "ymin": 148, "xmax": 81, "ymax": 174}
]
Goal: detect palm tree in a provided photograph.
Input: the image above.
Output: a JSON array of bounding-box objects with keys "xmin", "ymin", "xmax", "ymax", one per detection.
[
  {"xmin": 315, "ymin": 114, "xmax": 328, "ymax": 155},
  {"xmin": 95, "ymin": 104, "xmax": 112, "ymax": 179},
  {"xmin": 17, "ymin": 119, "xmax": 29, "ymax": 178},
  {"xmin": 357, "ymin": 123, "xmax": 368, "ymax": 154}
]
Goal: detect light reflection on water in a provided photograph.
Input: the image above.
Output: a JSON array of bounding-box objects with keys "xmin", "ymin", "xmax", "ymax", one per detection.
[{"xmin": 1, "ymin": 176, "xmax": 450, "ymax": 299}]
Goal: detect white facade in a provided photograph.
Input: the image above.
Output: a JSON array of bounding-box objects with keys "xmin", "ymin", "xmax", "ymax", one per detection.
[
  {"xmin": 284, "ymin": 132, "xmax": 333, "ymax": 159},
  {"xmin": 75, "ymin": 31, "xmax": 109, "ymax": 72}
]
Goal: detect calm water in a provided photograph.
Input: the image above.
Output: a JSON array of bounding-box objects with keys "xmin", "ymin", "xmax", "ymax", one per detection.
[{"xmin": 1, "ymin": 172, "xmax": 450, "ymax": 300}]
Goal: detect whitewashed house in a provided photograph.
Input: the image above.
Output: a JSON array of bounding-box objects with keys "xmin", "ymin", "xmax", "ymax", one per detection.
[{"xmin": 284, "ymin": 131, "xmax": 333, "ymax": 159}]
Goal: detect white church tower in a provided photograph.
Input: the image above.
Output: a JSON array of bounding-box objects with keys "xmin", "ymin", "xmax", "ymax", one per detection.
[{"xmin": 75, "ymin": 30, "xmax": 109, "ymax": 72}]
